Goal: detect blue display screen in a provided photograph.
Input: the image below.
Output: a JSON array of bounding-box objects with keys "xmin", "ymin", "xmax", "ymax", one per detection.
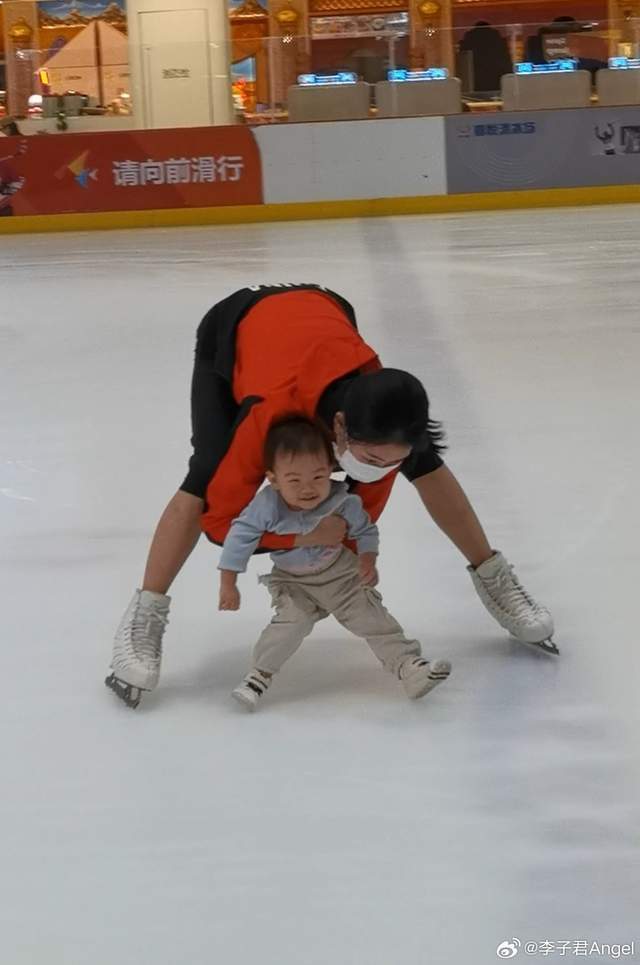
[
  {"xmin": 515, "ymin": 60, "xmax": 577, "ymax": 74},
  {"xmin": 297, "ymin": 72, "xmax": 357, "ymax": 86},
  {"xmin": 608, "ymin": 56, "xmax": 640, "ymax": 69},
  {"xmin": 387, "ymin": 68, "xmax": 448, "ymax": 82}
]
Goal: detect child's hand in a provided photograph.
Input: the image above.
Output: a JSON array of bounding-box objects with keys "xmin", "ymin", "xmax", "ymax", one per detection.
[
  {"xmin": 219, "ymin": 586, "xmax": 241, "ymax": 611},
  {"xmin": 219, "ymin": 569, "xmax": 240, "ymax": 610},
  {"xmin": 358, "ymin": 552, "xmax": 379, "ymax": 587}
]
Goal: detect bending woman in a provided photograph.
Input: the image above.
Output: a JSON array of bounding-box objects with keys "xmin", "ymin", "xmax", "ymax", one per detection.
[{"xmin": 106, "ymin": 284, "xmax": 555, "ymax": 707}]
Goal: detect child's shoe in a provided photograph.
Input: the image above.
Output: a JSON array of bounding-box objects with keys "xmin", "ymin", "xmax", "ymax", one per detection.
[
  {"xmin": 232, "ymin": 669, "xmax": 272, "ymax": 711},
  {"xmin": 399, "ymin": 656, "xmax": 451, "ymax": 700}
]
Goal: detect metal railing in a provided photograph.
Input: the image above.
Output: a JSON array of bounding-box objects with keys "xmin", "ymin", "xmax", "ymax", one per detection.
[{"xmin": 1, "ymin": 18, "xmax": 639, "ymax": 130}]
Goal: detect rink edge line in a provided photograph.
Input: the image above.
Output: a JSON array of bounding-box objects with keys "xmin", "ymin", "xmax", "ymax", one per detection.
[{"xmin": 3, "ymin": 184, "xmax": 640, "ymax": 233}]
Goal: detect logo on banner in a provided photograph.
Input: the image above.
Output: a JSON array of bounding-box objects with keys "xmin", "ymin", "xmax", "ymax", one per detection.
[
  {"xmin": 593, "ymin": 122, "xmax": 640, "ymax": 156},
  {"xmin": 457, "ymin": 121, "xmax": 536, "ymax": 138},
  {"xmin": 3, "ymin": 125, "xmax": 262, "ymax": 216},
  {"xmin": 55, "ymin": 150, "xmax": 99, "ymax": 188}
]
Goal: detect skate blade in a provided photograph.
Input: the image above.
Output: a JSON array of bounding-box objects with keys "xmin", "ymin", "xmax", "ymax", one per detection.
[
  {"xmin": 518, "ymin": 637, "xmax": 560, "ymax": 656},
  {"xmin": 105, "ymin": 673, "xmax": 146, "ymax": 709}
]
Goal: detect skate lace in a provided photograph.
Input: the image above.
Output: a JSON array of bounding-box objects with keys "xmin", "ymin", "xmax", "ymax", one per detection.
[
  {"xmin": 128, "ymin": 601, "xmax": 169, "ymax": 662},
  {"xmin": 483, "ymin": 565, "xmax": 543, "ymax": 623}
]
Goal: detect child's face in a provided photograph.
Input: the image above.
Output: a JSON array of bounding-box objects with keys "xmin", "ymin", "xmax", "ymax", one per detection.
[{"xmin": 267, "ymin": 450, "xmax": 333, "ymax": 510}]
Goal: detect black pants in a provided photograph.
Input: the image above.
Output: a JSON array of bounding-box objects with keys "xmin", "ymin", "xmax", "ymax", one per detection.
[{"xmin": 179, "ymin": 345, "xmax": 239, "ymax": 500}]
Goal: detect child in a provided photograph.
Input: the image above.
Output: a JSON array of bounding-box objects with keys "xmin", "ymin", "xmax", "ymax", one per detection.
[{"xmin": 218, "ymin": 416, "xmax": 451, "ymax": 710}]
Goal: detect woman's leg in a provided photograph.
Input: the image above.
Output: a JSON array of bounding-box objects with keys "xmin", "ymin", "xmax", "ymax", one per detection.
[
  {"xmin": 142, "ymin": 490, "xmax": 204, "ymax": 595},
  {"xmin": 107, "ymin": 306, "xmax": 239, "ymax": 705}
]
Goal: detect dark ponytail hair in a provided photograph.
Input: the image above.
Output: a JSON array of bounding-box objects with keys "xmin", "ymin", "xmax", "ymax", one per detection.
[{"xmin": 343, "ymin": 369, "xmax": 446, "ymax": 454}]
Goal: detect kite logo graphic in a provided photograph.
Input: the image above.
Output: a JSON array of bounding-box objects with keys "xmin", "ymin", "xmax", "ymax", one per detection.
[{"xmin": 56, "ymin": 150, "xmax": 98, "ymax": 188}]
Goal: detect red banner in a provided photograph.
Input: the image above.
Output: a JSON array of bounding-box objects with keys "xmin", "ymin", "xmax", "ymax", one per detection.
[{"xmin": 0, "ymin": 125, "xmax": 263, "ymax": 218}]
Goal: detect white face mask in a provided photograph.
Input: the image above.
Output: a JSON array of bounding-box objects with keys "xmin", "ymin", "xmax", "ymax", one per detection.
[{"xmin": 333, "ymin": 443, "xmax": 401, "ymax": 483}]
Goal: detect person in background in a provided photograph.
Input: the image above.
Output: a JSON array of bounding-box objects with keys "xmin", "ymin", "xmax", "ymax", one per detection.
[
  {"xmin": 524, "ymin": 27, "xmax": 547, "ymax": 66},
  {"xmin": 459, "ymin": 21, "xmax": 512, "ymax": 97},
  {"xmin": 525, "ymin": 18, "xmax": 606, "ymax": 75}
]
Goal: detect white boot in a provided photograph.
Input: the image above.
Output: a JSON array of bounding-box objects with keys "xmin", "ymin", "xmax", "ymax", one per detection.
[
  {"xmin": 232, "ymin": 670, "xmax": 272, "ymax": 711},
  {"xmin": 106, "ymin": 590, "xmax": 171, "ymax": 704},
  {"xmin": 469, "ymin": 551, "xmax": 555, "ymax": 646},
  {"xmin": 399, "ymin": 656, "xmax": 451, "ymax": 700}
]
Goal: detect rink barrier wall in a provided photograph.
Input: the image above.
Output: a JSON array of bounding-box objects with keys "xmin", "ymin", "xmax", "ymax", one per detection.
[
  {"xmin": 446, "ymin": 106, "xmax": 640, "ymax": 193},
  {"xmin": 252, "ymin": 119, "xmax": 448, "ymax": 203},
  {"xmin": 0, "ymin": 126, "xmax": 262, "ymax": 219},
  {"xmin": 3, "ymin": 185, "xmax": 640, "ymax": 234},
  {"xmin": 2, "ymin": 107, "xmax": 640, "ymax": 234}
]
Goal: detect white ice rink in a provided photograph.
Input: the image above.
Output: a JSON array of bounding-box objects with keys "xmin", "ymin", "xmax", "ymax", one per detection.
[{"xmin": 1, "ymin": 207, "xmax": 639, "ymax": 965}]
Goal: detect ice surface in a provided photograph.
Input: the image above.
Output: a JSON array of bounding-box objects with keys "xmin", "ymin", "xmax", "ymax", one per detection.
[{"xmin": 1, "ymin": 208, "xmax": 639, "ymax": 965}]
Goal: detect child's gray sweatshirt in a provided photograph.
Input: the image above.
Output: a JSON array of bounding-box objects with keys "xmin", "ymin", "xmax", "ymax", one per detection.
[{"xmin": 218, "ymin": 480, "xmax": 379, "ymax": 575}]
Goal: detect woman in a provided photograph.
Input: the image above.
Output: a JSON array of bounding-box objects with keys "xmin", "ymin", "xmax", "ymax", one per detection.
[{"xmin": 106, "ymin": 284, "xmax": 555, "ymax": 708}]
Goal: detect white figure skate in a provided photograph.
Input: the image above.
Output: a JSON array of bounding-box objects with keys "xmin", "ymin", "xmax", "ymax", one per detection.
[
  {"xmin": 468, "ymin": 551, "xmax": 558, "ymax": 654},
  {"xmin": 105, "ymin": 589, "xmax": 171, "ymax": 708}
]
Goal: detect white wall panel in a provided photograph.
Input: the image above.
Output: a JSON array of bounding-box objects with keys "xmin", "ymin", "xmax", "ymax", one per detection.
[{"xmin": 255, "ymin": 117, "xmax": 447, "ymax": 203}]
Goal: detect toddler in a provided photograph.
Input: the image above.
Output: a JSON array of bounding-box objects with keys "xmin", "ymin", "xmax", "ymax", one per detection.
[{"xmin": 218, "ymin": 417, "xmax": 451, "ymax": 709}]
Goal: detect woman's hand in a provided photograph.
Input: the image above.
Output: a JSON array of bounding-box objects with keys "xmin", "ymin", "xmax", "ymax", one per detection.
[{"xmin": 295, "ymin": 515, "xmax": 347, "ymax": 548}]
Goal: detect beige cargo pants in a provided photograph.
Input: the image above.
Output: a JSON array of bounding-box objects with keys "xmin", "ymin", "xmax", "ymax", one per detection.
[{"xmin": 253, "ymin": 548, "xmax": 421, "ymax": 677}]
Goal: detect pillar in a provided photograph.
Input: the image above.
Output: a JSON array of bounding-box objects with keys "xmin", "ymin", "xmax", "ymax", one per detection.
[
  {"xmin": 409, "ymin": 0, "xmax": 454, "ymax": 74},
  {"xmin": 268, "ymin": 0, "xmax": 310, "ymax": 108},
  {"xmin": 607, "ymin": 0, "xmax": 640, "ymax": 58},
  {"xmin": 126, "ymin": 0, "xmax": 234, "ymax": 128},
  {"xmin": 230, "ymin": 0, "xmax": 270, "ymax": 109},
  {"xmin": 3, "ymin": 0, "xmax": 40, "ymax": 117}
]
